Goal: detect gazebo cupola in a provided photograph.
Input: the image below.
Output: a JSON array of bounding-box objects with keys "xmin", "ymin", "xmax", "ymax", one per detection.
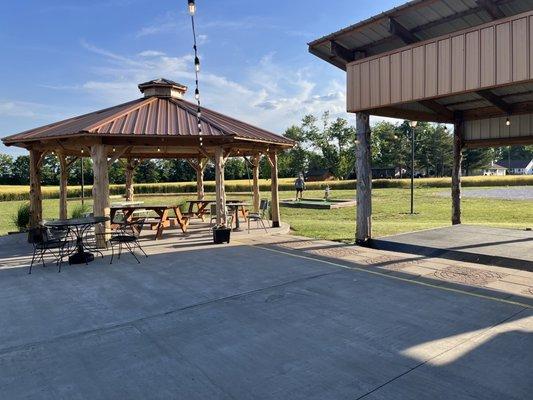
[{"xmin": 138, "ymin": 78, "xmax": 187, "ymax": 99}]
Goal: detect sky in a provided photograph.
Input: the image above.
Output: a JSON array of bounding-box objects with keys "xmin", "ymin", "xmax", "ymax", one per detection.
[{"xmin": 0, "ymin": 0, "xmax": 405, "ymax": 155}]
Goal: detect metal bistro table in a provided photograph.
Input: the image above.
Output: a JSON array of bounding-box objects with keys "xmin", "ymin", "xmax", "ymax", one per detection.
[{"xmin": 45, "ymin": 216, "xmax": 110, "ymax": 264}]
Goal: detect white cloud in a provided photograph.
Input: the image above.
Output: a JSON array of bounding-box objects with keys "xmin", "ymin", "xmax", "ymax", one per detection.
[
  {"xmin": 138, "ymin": 50, "xmax": 166, "ymax": 57},
  {"xmin": 42, "ymin": 41, "xmax": 348, "ymax": 134}
]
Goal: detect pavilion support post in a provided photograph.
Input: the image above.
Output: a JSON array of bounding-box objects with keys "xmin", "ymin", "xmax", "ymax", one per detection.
[
  {"xmin": 58, "ymin": 153, "xmax": 69, "ymax": 220},
  {"xmin": 125, "ymin": 158, "xmax": 136, "ymax": 202},
  {"xmin": 452, "ymin": 119, "xmax": 463, "ymax": 225},
  {"xmin": 29, "ymin": 148, "xmax": 43, "ymax": 228},
  {"xmin": 91, "ymin": 144, "xmax": 110, "ymax": 248},
  {"xmin": 269, "ymin": 151, "xmax": 280, "ymax": 228},
  {"xmin": 196, "ymin": 157, "xmax": 207, "ymax": 200},
  {"xmin": 356, "ymin": 112, "xmax": 372, "ymax": 245},
  {"xmin": 252, "ymin": 153, "xmax": 260, "ymax": 212},
  {"xmin": 214, "ymin": 148, "xmax": 226, "ymax": 225}
]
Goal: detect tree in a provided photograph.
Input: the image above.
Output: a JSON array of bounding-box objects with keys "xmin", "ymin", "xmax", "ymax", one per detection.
[
  {"xmin": 11, "ymin": 155, "xmax": 30, "ymax": 185},
  {"xmin": 0, "ymin": 154, "xmax": 14, "ymax": 184},
  {"xmin": 462, "ymin": 148, "xmax": 496, "ymax": 176},
  {"xmin": 135, "ymin": 160, "xmax": 161, "ymax": 183}
]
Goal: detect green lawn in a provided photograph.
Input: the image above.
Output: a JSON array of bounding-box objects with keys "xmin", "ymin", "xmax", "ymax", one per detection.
[{"xmin": 1, "ymin": 186, "xmax": 531, "ymax": 242}]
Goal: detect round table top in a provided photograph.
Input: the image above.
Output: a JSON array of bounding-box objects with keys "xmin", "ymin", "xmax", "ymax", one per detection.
[{"xmin": 44, "ymin": 216, "xmax": 110, "ymax": 227}]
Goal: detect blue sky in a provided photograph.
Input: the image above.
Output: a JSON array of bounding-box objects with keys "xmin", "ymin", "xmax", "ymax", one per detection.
[{"xmin": 0, "ymin": 0, "xmax": 404, "ymax": 155}]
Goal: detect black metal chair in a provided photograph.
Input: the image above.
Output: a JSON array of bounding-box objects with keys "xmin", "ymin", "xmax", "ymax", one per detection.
[
  {"xmin": 109, "ymin": 218, "xmax": 148, "ymax": 264},
  {"xmin": 247, "ymin": 199, "xmax": 269, "ymax": 233},
  {"xmin": 28, "ymin": 225, "xmax": 72, "ymax": 274}
]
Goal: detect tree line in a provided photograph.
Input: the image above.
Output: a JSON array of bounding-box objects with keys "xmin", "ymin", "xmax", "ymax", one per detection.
[{"xmin": 1, "ymin": 112, "xmax": 532, "ymax": 185}]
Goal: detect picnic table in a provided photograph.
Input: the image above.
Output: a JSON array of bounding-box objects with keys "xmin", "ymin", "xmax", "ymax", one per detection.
[
  {"xmin": 110, "ymin": 205, "xmax": 189, "ymax": 240},
  {"xmin": 185, "ymin": 200, "xmax": 214, "ymax": 221}
]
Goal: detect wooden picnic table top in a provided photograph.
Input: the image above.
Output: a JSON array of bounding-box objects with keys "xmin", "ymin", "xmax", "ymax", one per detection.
[{"xmin": 110, "ymin": 204, "xmax": 180, "ymax": 210}]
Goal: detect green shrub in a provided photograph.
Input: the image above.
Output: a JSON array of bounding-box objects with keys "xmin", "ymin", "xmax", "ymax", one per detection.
[
  {"xmin": 71, "ymin": 203, "xmax": 92, "ymax": 218},
  {"xmin": 12, "ymin": 202, "xmax": 30, "ymax": 231}
]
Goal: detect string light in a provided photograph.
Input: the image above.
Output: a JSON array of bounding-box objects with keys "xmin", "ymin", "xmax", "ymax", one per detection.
[
  {"xmin": 112, "ymin": 147, "xmax": 116, "ymax": 152},
  {"xmin": 189, "ymin": 0, "xmax": 203, "ymax": 146},
  {"xmin": 188, "ymin": 0, "xmax": 195, "ymax": 15},
  {"xmin": 157, "ymin": 147, "xmax": 161, "ymax": 152},
  {"xmin": 81, "ymin": 149, "xmax": 84, "ymax": 154},
  {"xmin": 506, "ymin": 117, "xmax": 511, "ymax": 126}
]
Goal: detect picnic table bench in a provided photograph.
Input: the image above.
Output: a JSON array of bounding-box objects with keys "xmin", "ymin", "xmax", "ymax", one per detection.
[{"xmin": 110, "ymin": 205, "xmax": 189, "ymax": 240}]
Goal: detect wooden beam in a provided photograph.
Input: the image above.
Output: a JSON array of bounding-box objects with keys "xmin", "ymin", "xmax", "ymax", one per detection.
[
  {"xmin": 356, "ymin": 112, "xmax": 372, "ymax": 244},
  {"xmin": 388, "ymin": 17, "xmax": 419, "ymax": 45},
  {"xmin": 124, "ymin": 158, "xmax": 138, "ymax": 202},
  {"xmin": 269, "ymin": 152, "xmax": 280, "ymax": 228},
  {"xmin": 476, "ymin": 89, "xmax": 511, "ymax": 113},
  {"xmin": 451, "ymin": 119, "xmax": 463, "ymax": 225},
  {"xmin": 251, "ymin": 154, "xmax": 261, "ymax": 213},
  {"xmin": 476, "ymin": 0, "xmax": 505, "ymax": 20},
  {"xmin": 330, "ymin": 41, "xmax": 366, "ymax": 63},
  {"xmin": 214, "ymin": 147, "xmax": 226, "ymax": 225},
  {"xmin": 29, "ymin": 148, "xmax": 43, "ymax": 228},
  {"xmin": 91, "ymin": 144, "xmax": 110, "ymax": 248},
  {"xmin": 464, "ymin": 135, "xmax": 533, "ymax": 148},
  {"xmin": 107, "ymin": 146, "xmax": 131, "ymax": 166},
  {"xmin": 58, "ymin": 153, "xmax": 69, "ymax": 220},
  {"xmin": 369, "ymin": 107, "xmax": 454, "ymax": 123},
  {"xmin": 419, "ymin": 100, "xmax": 454, "ymax": 121}
]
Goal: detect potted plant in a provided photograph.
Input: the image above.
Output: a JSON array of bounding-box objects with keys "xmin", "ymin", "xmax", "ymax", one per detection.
[{"xmin": 212, "ymin": 223, "xmax": 231, "ymax": 244}]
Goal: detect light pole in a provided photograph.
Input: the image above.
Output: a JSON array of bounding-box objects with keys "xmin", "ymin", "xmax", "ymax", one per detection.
[{"xmin": 409, "ymin": 120, "xmax": 417, "ymax": 214}]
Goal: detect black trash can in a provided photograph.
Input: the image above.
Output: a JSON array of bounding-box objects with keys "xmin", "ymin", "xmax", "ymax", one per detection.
[{"xmin": 213, "ymin": 227, "xmax": 231, "ymax": 244}]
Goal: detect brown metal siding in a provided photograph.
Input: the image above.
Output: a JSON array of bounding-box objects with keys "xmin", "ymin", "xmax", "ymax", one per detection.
[
  {"xmin": 346, "ymin": 10, "xmax": 533, "ymax": 113},
  {"xmin": 464, "ymin": 113, "xmax": 533, "ymax": 141}
]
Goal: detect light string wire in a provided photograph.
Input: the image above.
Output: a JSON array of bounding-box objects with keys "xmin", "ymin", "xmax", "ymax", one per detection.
[{"xmin": 189, "ymin": 1, "xmax": 203, "ymax": 146}]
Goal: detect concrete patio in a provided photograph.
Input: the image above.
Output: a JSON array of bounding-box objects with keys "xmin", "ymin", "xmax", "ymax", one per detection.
[{"xmin": 0, "ymin": 227, "xmax": 532, "ymax": 399}]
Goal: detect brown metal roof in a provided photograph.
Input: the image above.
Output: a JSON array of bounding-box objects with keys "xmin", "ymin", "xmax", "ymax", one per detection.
[
  {"xmin": 2, "ymin": 87, "xmax": 293, "ymax": 148},
  {"xmin": 309, "ymin": 0, "xmax": 533, "ymax": 70}
]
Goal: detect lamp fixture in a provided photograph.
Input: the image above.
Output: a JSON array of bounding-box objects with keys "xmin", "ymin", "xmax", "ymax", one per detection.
[
  {"xmin": 112, "ymin": 147, "xmax": 116, "ymax": 152},
  {"xmin": 188, "ymin": 0, "xmax": 195, "ymax": 15},
  {"xmin": 157, "ymin": 147, "xmax": 161, "ymax": 152},
  {"xmin": 506, "ymin": 117, "xmax": 511, "ymax": 126},
  {"xmin": 409, "ymin": 120, "xmax": 418, "ymax": 128}
]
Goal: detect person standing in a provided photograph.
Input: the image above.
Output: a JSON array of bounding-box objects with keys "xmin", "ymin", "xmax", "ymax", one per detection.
[{"xmin": 295, "ymin": 173, "xmax": 305, "ymax": 200}]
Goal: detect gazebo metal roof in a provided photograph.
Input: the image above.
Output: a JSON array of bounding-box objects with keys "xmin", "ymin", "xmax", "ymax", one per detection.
[{"xmin": 2, "ymin": 79, "xmax": 294, "ymax": 156}]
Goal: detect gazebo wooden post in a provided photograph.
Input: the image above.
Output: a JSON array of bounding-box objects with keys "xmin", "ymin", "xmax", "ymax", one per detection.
[
  {"xmin": 269, "ymin": 151, "xmax": 280, "ymax": 228},
  {"xmin": 452, "ymin": 119, "xmax": 463, "ymax": 225},
  {"xmin": 356, "ymin": 112, "xmax": 372, "ymax": 245},
  {"xmin": 58, "ymin": 153, "xmax": 69, "ymax": 220},
  {"xmin": 196, "ymin": 157, "xmax": 207, "ymax": 200},
  {"xmin": 125, "ymin": 158, "xmax": 136, "ymax": 202},
  {"xmin": 214, "ymin": 148, "xmax": 226, "ymax": 225},
  {"xmin": 29, "ymin": 148, "xmax": 43, "ymax": 228},
  {"xmin": 91, "ymin": 143, "xmax": 110, "ymax": 248},
  {"xmin": 252, "ymin": 153, "xmax": 261, "ymax": 212}
]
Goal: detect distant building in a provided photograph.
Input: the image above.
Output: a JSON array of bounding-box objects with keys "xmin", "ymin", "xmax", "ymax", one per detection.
[
  {"xmin": 306, "ymin": 168, "xmax": 335, "ymax": 182},
  {"xmin": 497, "ymin": 159, "xmax": 533, "ymax": 175},
  {"xmin": 479, "ymin": 162, "xmax": 508, "ymax": 176}
]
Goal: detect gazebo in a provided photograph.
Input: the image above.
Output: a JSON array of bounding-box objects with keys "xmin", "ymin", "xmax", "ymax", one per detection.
[
  {"xmin": 2, "ymin": 78, "xmax": 294, "ymax": 243},
  {"xmin": 309, "ymin": 0, "xmax": 533, "ymax": 244}
]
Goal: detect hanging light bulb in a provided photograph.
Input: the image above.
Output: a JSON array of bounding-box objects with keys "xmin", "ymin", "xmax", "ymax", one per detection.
[
  {"xmin": 157, "ymin": 147, "xmax": 161, "ymax": 152},
  {"xmin": 197, "ymin": 110, "xmax": 202, "ymax": 118},
  {"xmin": 112, "ymin": 147, "xmax": 116, "ymax": 152},
  {"xmin": 188, "ymin": 0, "xmax": 196, "ymax": 15},
  {"xmin": 506, "ymin": 117, "xmax": 511, "ymax": 126},
  {"xmin": 194, "ymin": 56, "xmax": 200, "ymax": 72},
  {"xmin": 81, "ymin": 149, "xmax": 84, "ymax": 154},
  {"xmin": 195, "ymin": 88, "xmax": 200, "ymax": 100}
]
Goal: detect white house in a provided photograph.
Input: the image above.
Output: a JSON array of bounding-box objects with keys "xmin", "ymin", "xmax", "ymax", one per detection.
[
  {"xmin": 498, "ymin": 159, "xmax": 533, "ymax": 175},
  {"xmin": 480, "ymin": 162, "xmax": 508, "ymax": 176}
]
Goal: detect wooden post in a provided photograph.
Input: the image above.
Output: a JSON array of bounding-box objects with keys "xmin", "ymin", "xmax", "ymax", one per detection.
[
  {"xmin": 252, "ymin": 153, "xmax": 260, "ymax": 212},
  {"xmin": 58, "ymin": 153, "xmax": 69, "ymax": 219},
  {"xmin": 214, "ymin": 148, "xmax": 226, "ymax": 225},
  {"xmin": 356, "ymin": 112, "xmax": 372, "ymax": 244},
  {"xmin": 29, "ymin": 148, "xmax": 43, "ymax": 228},
  {"xmin": 452, "ymin": 120, "xmax": 463, "ymax": 225},
  {"xmin": 269, "ymin": 151, "xmax": 280, "ymax": 228},
  {"xmin": 125, "ymin": 158, "xmax": 135, "ymax": 202},
  {"xmin": 196, "ymin": 157, "xmax": 207, "ymax": 200},
  {"xmin": 91, "ymin": 144, "xmax": 110, "ymax": 248}
]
